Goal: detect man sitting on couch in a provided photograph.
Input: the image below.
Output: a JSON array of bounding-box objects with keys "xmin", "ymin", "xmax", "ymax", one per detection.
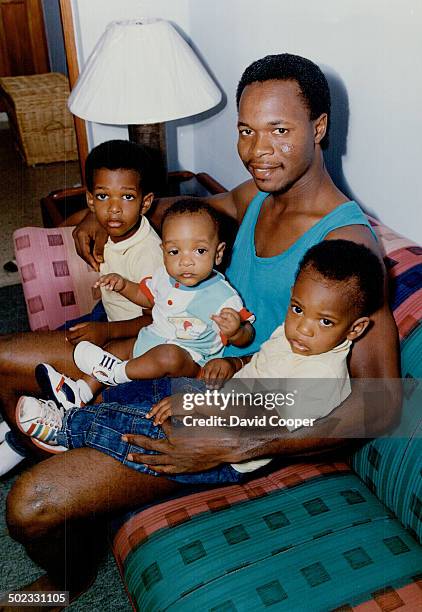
[{"xmin": 0, "ymin": 53, "xmax": 400, "ymax": 606}]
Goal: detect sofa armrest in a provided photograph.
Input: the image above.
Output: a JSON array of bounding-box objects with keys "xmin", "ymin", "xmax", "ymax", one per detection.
[{"xmin": 40, "ymin": 186, "xmax": 87, "ymax": 228}]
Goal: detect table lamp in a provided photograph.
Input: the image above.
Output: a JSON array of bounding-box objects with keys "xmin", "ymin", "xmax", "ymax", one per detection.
[{"xmin": 68, "ymin": 18, "xmax": 221, "ymax": 170}]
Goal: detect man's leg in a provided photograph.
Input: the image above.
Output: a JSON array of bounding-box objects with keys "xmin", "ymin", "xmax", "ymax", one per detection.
[
  {"xmin": 0, "ymin": 331, "xmax": 82, "ymax": 456},
  {"xmin": 6, "ymin": 447, "xmax": 181, "ymax": 604}
]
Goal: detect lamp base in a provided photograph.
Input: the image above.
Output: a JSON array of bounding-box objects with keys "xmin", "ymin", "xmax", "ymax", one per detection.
[
  {"xmin": 128, "ymin": 123, "xmax": 168, "ymax": 193},
  {"xmin": 128, "ymin": 123, "xmax": 166, "ymax": 165}
]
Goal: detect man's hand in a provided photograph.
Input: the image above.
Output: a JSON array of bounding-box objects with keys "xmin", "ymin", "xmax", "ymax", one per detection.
[
  {"xmin": 66, "ymin": 322, "xmax": 110, "ymax": 347},
  {"xmin": 122, "ymin": 420, "xmax": 238, "ymax": 474},
  {"xmin": 95, "ymin": 273, "xmax": 126, "ymax": 293},
  {"xmin": 72, "ymin": 211, "xmax": 108, "ymax": 271},
  {"xmin": 200, "ymin": 357, "xmax": 237, "ymax": 389},
  {"xmin": 211, "ymin": 308, "xmax": 241, "ymax": 339}
]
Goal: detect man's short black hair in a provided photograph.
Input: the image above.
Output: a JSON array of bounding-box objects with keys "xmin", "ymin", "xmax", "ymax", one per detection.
[
  {"xmin": 85, "ymin": 139, "xmax": 157, "ymax": 194},
  {"xmin": 297, "ymin": 240, "xmax": 385, "ymax": 316},
  {"xmin": 236, "ymin": 53, "xmax": 331, "ymax": 148},
  {"xmin": 161, "ymin": 198, "xmax": 222, "ymax": 240}
]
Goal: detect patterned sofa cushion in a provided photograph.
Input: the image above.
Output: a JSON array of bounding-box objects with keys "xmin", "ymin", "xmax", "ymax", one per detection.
[
  {"xmin": 373, "ymin": 222, "xmax": 422, "ymax": 345},
  {"xmin": 351, "ymin": 220, "xmax": 422, "ymax": 530},
  {"xmin": 392, "ymin": 426, "xmax": 422, "ymax": 543},
  {"xmin": 113, "ymin": 463, "xmax": 422, "ymax": 611},
  {"xmin": 13, "ymin": 226, "xmax": 99, "ymax": 331}
]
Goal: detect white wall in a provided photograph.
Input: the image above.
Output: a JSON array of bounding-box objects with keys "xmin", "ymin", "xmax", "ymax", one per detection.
[
  {"xmin": 187, "ymin": 0, "xmax": 422, "ymax": 242},
  {"xmin": 70, "ymin": 0, "xmax": 421, "ymax": 242}
]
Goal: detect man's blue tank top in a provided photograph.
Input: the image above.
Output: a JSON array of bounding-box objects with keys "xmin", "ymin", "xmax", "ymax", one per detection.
[{"xmin": 224, "ymin": 191, "xmax": 376, "ymax": 357}]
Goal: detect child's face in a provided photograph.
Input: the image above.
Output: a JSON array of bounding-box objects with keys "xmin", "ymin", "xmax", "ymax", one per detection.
[
  {"xmin": 284, "ymin": 269, "xmax": 369, "ymax": 356},
  {"xmin": 86, "ymin": 168, "xmax": 154, "ymax": 243},
  {"xmin": 161, "ymin": 212, "xmax": 225, "ymax": 287}
]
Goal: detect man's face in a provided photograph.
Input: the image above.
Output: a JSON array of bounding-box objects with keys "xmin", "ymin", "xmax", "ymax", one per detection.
[{"xmin": 237, "ymin": 79, "xmax": 323, "ymax": 194}]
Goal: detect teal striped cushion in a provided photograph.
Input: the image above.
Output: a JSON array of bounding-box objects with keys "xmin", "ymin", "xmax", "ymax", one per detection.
[
  {"xmin": 119, "ymin": 473, "xmax": 422, "ymax": 611},
  {"xmin": 351, "ymin": 223, "xmax": 422, "ymax": 539},
  {"xmin": 392, "ymin": 424, "xmax": 422, "ymax": 543}
]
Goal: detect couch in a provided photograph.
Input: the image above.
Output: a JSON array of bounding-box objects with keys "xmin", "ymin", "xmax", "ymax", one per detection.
[{"xmin": 14, "ymin": 198, "xmax": 422, "ymax": 610}]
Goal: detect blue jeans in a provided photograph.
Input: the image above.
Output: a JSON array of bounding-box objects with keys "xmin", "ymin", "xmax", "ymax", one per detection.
[
  {"xmin": 56, "ymin": 401, "xmax": 244, "ymax": 484},
  {"xmin": 8, "ymin": 380, "xmax": 180, "ymax": 462}
]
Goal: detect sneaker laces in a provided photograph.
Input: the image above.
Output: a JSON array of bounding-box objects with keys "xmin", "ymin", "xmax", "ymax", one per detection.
[{"xmin": 38, "ymin": 399, "xmax": 64, "ymax": 430}]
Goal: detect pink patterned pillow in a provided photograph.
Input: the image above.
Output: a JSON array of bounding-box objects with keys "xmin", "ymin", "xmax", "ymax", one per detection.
[{"xmin": 14, "ymin": 226, "xmax": 100, "ymax": 331}]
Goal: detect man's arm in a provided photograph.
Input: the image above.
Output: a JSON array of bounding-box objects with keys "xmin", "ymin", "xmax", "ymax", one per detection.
[
  {"xmin": 150, "ymin": 179, "xmax": 257, "ymax": 227},
  {"xmin": 59, "ymin": 209, "xmax": 90, "ymax": 228},
  {"xmin": 246, "ymin": 224, "xmax": 401, "ymax": 455},
  {"xmin": 124, "ymin": 323, "xmax": 401, "ymax": 472},
  {"xmin": 71, "ymin": 209, "xmax": 108, "ymax": 271}
]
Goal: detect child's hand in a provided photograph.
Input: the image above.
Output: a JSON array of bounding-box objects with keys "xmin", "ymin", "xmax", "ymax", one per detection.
[
  {"xmin": 94, "ymin": 273, "xmax": 126, "ymax": 293},
  {"xmin": 211, "ymin": 308, "xmax": 241, "ymax": 339},
  {"xmin": 200, "ymin": 358, "xmax": 237, "ymax": 389},
  {"xmin": 147, "ymin": 394, "xmax": 185, "ymax": 425}
]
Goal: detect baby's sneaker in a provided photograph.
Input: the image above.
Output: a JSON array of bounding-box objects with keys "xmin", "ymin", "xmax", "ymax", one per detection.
[
  {"xmin": 35, "ymin": 363, "xmax": 83, "ymax": 411},
  {"xmin": 16, "ymin": 396, "xmax": 65, "ymax": 448},
  {"xmin": 74, "ymin": 341, "xmax": 122, "ymax": 386},
  {"xmin": 0, "ymin": 419, "xmax": 10, "ymax": 444}
]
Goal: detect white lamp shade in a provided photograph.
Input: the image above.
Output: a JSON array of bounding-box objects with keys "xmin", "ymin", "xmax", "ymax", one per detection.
[{"xmin": 68, "ymin": 19, "xmax": 221, "ymax": 124}]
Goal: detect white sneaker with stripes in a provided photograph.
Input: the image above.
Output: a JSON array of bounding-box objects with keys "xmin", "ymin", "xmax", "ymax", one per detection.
[
  {"xmin": 73, "ymin": 341, "xmax": 122, "ymax": 386},
  {"xmin": 16, "ymin": 396, "xmax": 64, "ymax": 446}
]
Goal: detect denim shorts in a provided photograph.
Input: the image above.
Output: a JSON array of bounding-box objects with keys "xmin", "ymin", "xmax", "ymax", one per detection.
[
  {"xmin": 103, "ymin": 377, "xmax": 172, "ymax": 406},
  {"xmin": 56, "ymin": 401, "xmax": 245, "ymax": 485},
  {"xmin": 58, "ymin": 300, "xmax": 108, "ymax": 330}
]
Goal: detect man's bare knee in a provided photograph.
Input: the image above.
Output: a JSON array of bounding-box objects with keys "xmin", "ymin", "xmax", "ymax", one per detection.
[{"xmin": 6, "ymin": 470, "xmax": 61, "ymax": 542}]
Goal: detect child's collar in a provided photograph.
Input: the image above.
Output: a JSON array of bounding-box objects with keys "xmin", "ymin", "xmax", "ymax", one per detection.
[
  {"xmin": 329, "ymin": 337, "xmax": 352, "ymax": 353},
  {"xmin": 169, "ymin": 270, "xmax": 224, "ymax": 291},
  {"xmin": 106, "ymin": 217, "xmax": 149, "ymax": 249}
]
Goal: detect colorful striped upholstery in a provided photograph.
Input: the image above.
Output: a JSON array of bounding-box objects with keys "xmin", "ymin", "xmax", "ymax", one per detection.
[
  {"xmin": 351, "ymin": 220, "xmax": 422, "ymax": 537},
  {"xmin": 371, "ymin": 219, "xmax": 422, "ymax": 344},
  {"xmin": 113, "ymin": 466, "xmax": 422, "ymax": 611},
  {"xmin": 112, "ymin": 219, "xmax": 422, "ymax": 611}
]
